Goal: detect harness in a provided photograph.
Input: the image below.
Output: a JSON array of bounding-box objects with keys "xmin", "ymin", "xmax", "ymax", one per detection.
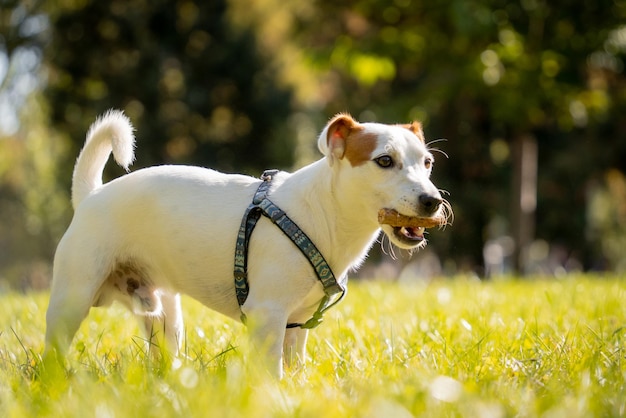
[{"xmin": 234, "ymin": 170, "xmax": 346, "ymax": 329}]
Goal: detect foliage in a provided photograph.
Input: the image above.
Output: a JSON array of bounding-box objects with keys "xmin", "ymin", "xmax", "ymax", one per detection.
[
  {"xmin": 0, "ymin": 1, "xmax": 66, "ymax": 288},
  {"xmin": 0, "ymin": 97, "xmax": 68, "ymax": 290},
  {"xmin": 1, "ymin": 277, "xmax": 625, "ymax": 417},
  {"xmin": 44, "ymin": 0, "xmax": 295, "ymax": 180},
  {"xmin": 290, "ymin": 0, "xmax": 626, "ymax": 271}
]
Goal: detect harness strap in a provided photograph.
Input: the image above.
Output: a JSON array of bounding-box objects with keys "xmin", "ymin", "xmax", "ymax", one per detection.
[{"xmin": 234, "ymin": 170, "xmax": 345, "ymax": 329}]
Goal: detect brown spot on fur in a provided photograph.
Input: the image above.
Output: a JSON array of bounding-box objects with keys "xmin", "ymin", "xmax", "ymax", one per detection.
[
  {"xmin": 344, "ymin": 130, "xmax": 378, "ymax": 167},
  {"xmin": 127, "ymin": 278, "xmax": 140, "ymax": 293},
  {"xmin": 96, "ymin": 260, "xmax": 161, "ymax": 313},
  {"xmin": 104, "ymin": 261, "xmax": 149, "ymax": 297}
]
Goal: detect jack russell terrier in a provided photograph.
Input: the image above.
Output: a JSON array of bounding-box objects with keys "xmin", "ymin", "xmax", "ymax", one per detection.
[{"xmin": 44, "ymin": 110, "xmax": 450, "ymax": 377}]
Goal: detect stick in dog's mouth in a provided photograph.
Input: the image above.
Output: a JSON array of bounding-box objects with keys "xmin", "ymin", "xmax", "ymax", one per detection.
[{"xmin": 377, "ymin": 208, "xmax": 447, "ymax": 229}]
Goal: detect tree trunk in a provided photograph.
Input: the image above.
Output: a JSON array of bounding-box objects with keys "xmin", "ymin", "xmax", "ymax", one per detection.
[{"xmin": 511, "ymin": 134, "xmax": 538, "ymax": 275}]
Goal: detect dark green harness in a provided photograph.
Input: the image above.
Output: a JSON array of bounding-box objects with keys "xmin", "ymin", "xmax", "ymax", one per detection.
[{"xmin": 233, "ymin": 170, "xmax": 346, "ymax": 329}]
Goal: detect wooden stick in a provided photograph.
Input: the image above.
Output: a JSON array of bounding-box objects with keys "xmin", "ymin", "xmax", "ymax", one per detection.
[{"xmin": 377, "ymin": 208, "xmax": 446, "ymax": 228}]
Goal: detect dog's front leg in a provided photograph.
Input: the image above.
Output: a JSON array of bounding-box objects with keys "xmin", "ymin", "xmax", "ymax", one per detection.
[
  {"xmin": 241, "ymin": 304, "xmax": 288, "ymax": 378},
  {"xmin": 283, "ymin": 327, "xmax": 308, "ymax": 369}
]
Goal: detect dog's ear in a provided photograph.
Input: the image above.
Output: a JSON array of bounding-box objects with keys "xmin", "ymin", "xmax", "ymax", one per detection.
[
  {"xmin": 318, "ymin": 113, "xmax": 359, "ymax": 166},
  {"xmin": 403, "ymin": 121, "xmax": 425, "ymax": 142}
]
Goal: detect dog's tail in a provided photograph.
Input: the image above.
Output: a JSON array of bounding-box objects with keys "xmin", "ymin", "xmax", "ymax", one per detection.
[{"xmin": 71, "ymin": 109, "xmax": 135, "ymax": 209}]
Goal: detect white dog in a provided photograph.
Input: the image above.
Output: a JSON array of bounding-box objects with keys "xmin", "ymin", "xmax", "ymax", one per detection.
[{"xmin": 45, "ymin": 110, "xmax": 449, "ymax": 377}]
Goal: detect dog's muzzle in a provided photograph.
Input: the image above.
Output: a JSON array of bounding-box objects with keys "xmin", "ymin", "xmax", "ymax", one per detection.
[{"xmin": 377, "ymin": 207, "xmax": 447, "ymax": 249}]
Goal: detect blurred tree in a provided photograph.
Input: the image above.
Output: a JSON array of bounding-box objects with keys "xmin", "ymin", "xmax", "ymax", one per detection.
[
  {"xmin": 45, "ymin": 0, "xmax": 295, "ymax": 187},
  {"xmin": 0, "ymin": 0, "xmax": 67, "ymax": 289},
  {"xmin": 587, "ymin": 169, "xmax": 626, "ymax": 271}
]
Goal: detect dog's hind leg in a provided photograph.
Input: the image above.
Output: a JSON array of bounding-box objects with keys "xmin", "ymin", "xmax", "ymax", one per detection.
[
  {"xmin": 45, "ymin": 288, "xmax": 92, "ymax": 358},
  {"xmin": 42, "ymin": 281, "xmax": 94, "ymax": 382},
  {"xmin": 141, "ymin": 292, "xmax": 184, "ymax": 359},
  {"xmin": 44, "ymin": 260, "xmax": 104, "ymax": 366}
]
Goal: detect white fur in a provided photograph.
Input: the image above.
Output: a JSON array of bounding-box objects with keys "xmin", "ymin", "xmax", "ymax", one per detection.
[
  {"xmin": 72, "ymin": 109, "xmax": 135, "ymax": 209},
  {"xmin": 45, "ymin": 111, "xmax": 445, "ymax": 377}
]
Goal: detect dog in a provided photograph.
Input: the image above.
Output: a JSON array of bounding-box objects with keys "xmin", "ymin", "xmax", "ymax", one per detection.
[{"xmin": 44, "ymin": 110, "xmax": 449, "ymax": 377}]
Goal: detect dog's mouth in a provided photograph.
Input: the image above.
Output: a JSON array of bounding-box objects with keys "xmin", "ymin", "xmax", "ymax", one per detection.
[
  {"xmin": 393, "ymin": 226, "xmax": 426, "ymax": 243},
  {"xmin": 378, "ymin": 208, "xmax": 447, "ymax": 249}
]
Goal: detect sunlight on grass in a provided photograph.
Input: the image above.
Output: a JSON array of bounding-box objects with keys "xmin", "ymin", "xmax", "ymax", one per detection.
[{"xmin": 0, "ymin": 275, "xmax": 624, "ymax": 417}]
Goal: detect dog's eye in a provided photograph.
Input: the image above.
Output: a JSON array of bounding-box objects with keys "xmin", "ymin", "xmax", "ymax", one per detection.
[
  {"xmin": 374, "ymin": 155, "xmax": 394, "ymax": 169},
  {"xmin": 424, "ymin": 158, "xmax": 433, "ymax": 170}
]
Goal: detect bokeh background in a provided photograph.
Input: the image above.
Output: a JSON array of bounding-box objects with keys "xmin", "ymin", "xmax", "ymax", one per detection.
[{"xmin": 1, "ymin": 0, "xmax": 626, "ymax": 290}]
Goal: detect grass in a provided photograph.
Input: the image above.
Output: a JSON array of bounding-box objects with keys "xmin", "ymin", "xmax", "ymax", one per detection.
[{"xmin": 0, "ymin": 275, "xmax": 625, "ymax": 417}]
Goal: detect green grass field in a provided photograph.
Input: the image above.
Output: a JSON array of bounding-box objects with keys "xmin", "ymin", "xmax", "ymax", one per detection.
[{"xmin": 0, "ymin": 275, "xmax": 624, "ymax": 417}]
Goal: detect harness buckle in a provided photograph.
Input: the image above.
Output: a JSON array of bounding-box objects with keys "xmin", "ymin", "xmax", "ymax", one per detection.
[
  {"xmin": 299, "ymin": 310, "xmax": 325, "ymax": 329},
  {"xmin": 261, "ymin": 169, "xmax": 279, "ymax": 181}
]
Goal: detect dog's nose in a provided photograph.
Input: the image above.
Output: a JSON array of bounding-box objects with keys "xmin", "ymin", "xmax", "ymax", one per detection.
[{"xmin": 418, "ymin": 193, "xmax": 443, "ymax": 215}]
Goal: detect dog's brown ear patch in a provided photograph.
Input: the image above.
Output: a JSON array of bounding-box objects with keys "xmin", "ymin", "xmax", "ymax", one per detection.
[
  {"xmin": 401, "ymin": 121, "xmax": 425, "ymax": 142},
  {"xmin": 345, "ymin": 131, "xmax": 378, "ymax": 167}
]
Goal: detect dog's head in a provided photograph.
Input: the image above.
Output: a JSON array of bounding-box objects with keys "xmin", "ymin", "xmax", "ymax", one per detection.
[{"xmin": 318, "ymin": 113, "xmax": 451, "ymax": 250}]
